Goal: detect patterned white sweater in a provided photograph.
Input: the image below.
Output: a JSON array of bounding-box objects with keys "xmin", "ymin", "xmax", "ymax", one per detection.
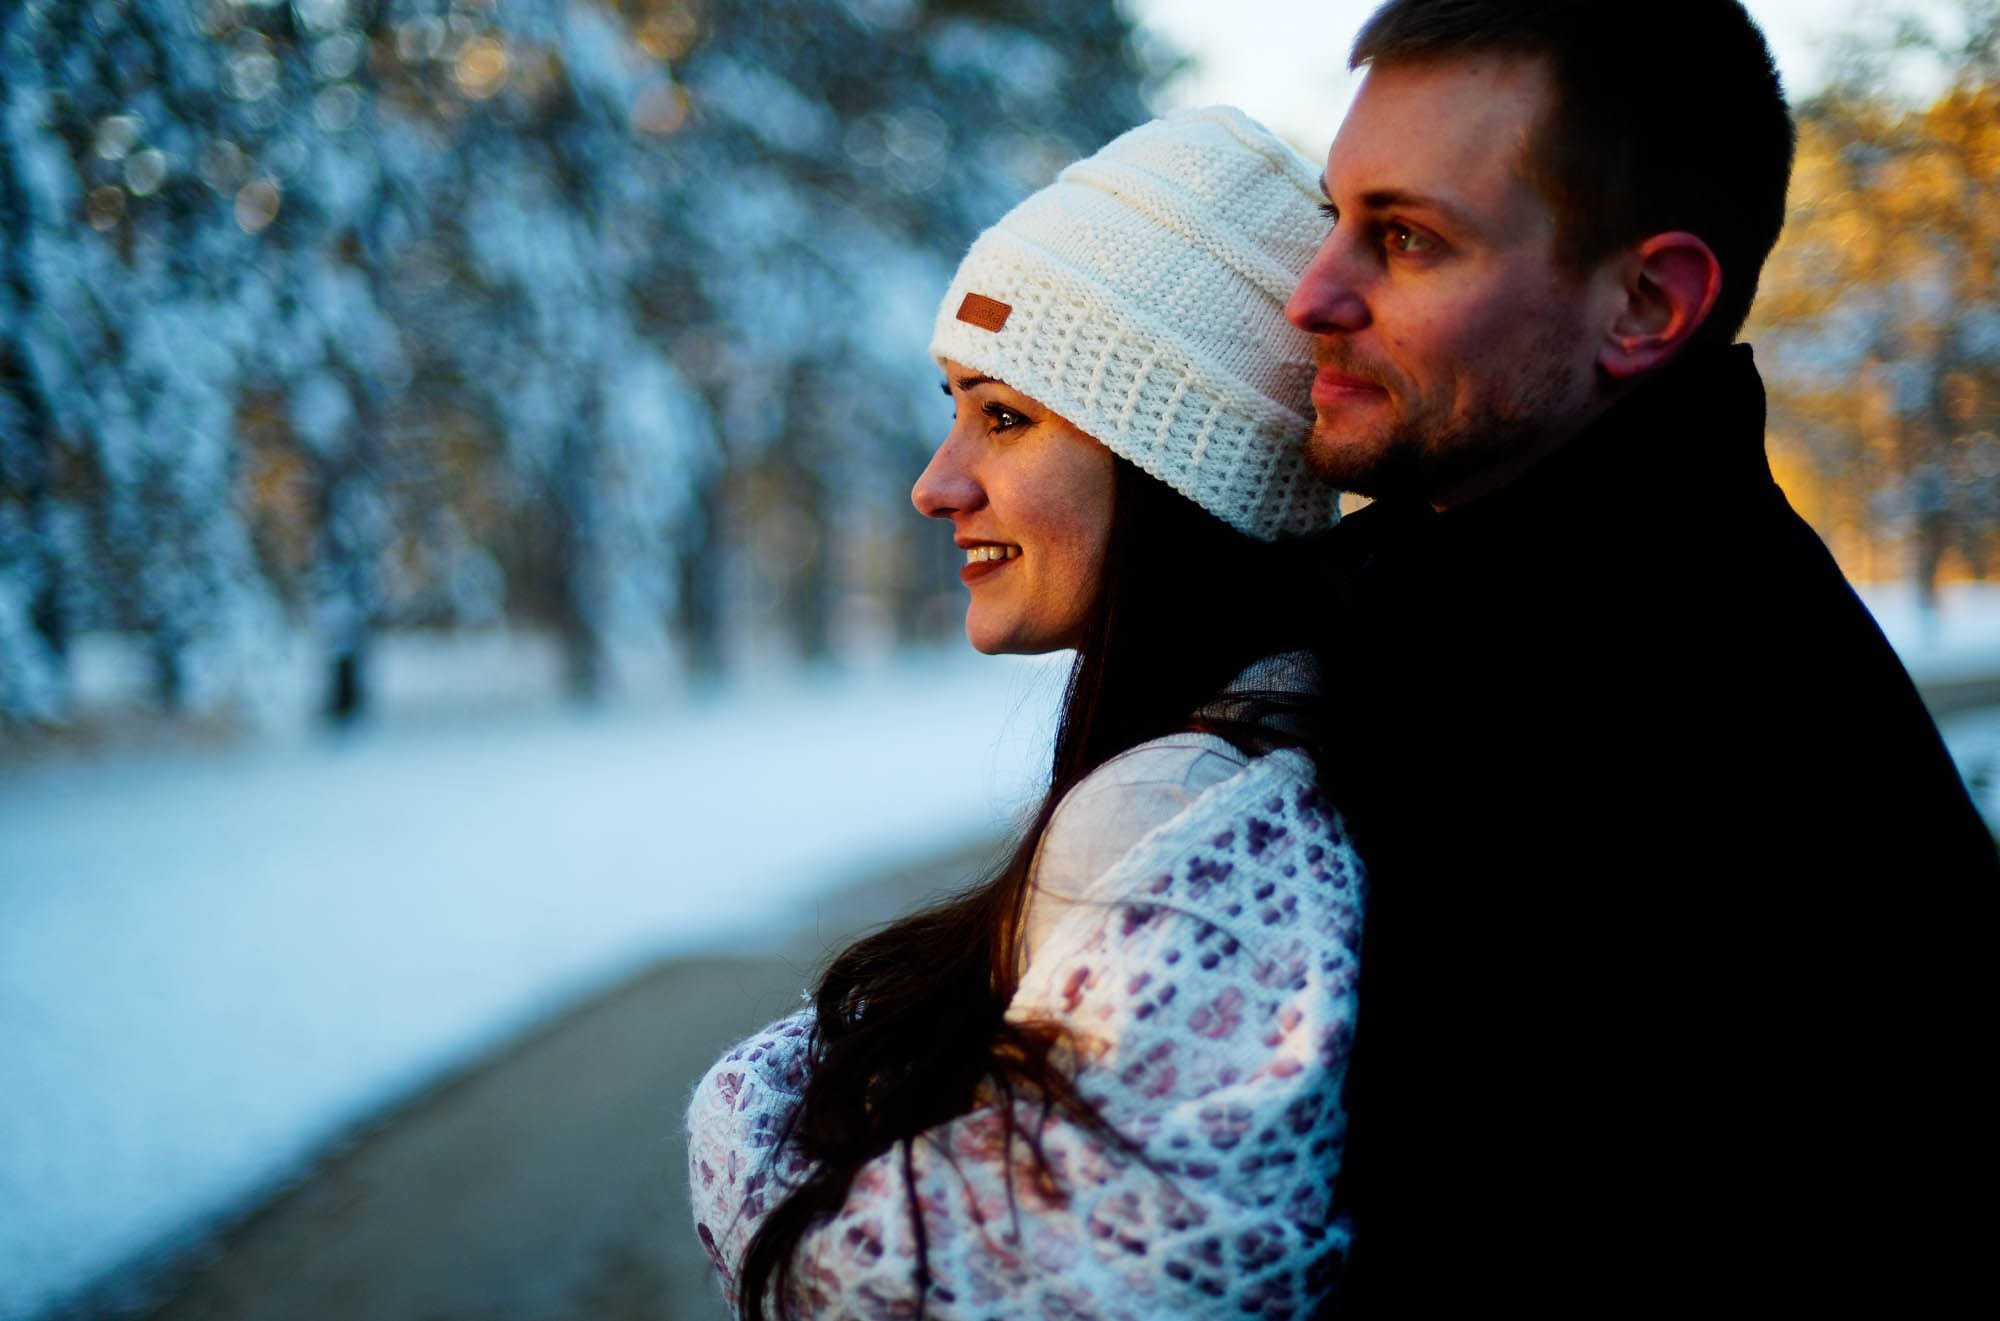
[{"xmin": 685, "ymin": 739, "xmax": 1365, "ymax": 1319}]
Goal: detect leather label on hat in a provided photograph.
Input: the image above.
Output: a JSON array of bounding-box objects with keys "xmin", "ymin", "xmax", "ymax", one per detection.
[{"xmin": 956, "ymin": 292, "xmax": 1012, "ymax": 332}]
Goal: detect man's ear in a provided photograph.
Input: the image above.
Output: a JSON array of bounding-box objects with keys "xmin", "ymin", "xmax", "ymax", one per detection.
[{"xmin": 1597, "ymin": 232, "xmax": 1722, "ymax": 380}]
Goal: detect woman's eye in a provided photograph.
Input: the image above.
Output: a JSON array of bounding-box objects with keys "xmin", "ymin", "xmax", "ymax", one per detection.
[{"xmin": 983, "ymin": 403, "xmax": 1028, "ymax": 432}]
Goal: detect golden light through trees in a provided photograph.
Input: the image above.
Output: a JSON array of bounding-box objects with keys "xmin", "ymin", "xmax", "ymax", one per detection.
[{"xmin": 1751, "ymin": 5, "xmax": 2000, "ymax": 600}]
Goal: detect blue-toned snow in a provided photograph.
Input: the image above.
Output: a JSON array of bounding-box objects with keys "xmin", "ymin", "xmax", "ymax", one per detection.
[
  {"xmin": 0, "ymin": 647, "xmax": 1065, "ymax": 1320},
  {"xmin": 4, "ymin": 586, "xmax": 2000, "ymax": 1320}
]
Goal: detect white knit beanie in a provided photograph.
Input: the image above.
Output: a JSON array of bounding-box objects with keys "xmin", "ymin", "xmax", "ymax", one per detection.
[{"xmin": 930, "ymin": 105, "xmax": 1340, "ymax": 541}]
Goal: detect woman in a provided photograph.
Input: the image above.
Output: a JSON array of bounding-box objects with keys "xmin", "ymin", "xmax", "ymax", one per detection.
[{"xmin": 687, "ymin": 106, "xmax": 1364, "ymax": 1320}]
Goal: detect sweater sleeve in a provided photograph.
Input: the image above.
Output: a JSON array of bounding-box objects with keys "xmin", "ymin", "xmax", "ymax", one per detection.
[
  {"xmin": 685, "ymin": 750, "xmax": 1364, "ymax": 1320},
  {"xmin": 686, "ymin": 1010, "xmax": 815, "ymax": 1293}
]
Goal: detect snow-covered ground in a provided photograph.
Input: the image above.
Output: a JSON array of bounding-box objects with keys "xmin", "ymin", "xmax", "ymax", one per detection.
[
  {"xmin": 0, "ymin": 648, "xmax": 1066, "ymax": 1321},
  {"xmin": 1865, "ymin": 583, "xmax": 2000, "ymax": 825},
  {"xmin": 1858, "ymin": 581, "xmax": 2000, "ymax": 686},
  {"xmin": 3, "ymin": 584, "xmax": 1997, "ymax": 1321}
]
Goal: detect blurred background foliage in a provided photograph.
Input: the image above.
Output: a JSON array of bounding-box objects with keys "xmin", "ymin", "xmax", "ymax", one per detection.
[
  {"xmin": 5, "ymin": 0, "xmax": 2000, "ymax": 737},
  {"xmin": 0, "ymin": 0, "xmax": 1157, "ymax": 730},
  {"xmin": 1752, "ymin": 0, "xmax": 2000, "ymax": 603}
]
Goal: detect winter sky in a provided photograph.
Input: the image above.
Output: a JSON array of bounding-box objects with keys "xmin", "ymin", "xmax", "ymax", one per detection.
[{"xmin": 1127, "ymin": 0, "xmax": 1969, "ymax": 158}]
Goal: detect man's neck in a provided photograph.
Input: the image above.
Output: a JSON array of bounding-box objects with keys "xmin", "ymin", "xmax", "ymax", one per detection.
[
  {"xmin": 1420, "ymin": 343, "xmax": 1756, "ymax": 515},
  {"xmin": 1424, "ymin": 398, "xmax": 1617, "ymax": 512}
]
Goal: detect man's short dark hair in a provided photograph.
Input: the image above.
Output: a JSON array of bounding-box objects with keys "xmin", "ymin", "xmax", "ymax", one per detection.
[{"xmin": 1352, "ymin": 0, "xmax": 1796, "ymax": 347}]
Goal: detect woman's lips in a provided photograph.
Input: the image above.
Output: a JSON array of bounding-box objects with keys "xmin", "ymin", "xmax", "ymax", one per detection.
[
  {"xmin": 1311, "ymin": 368, "xmax": 1388, "ymax": 408},
  {"xmin": 959, "ymin": 543, "xmax": 1019, "ymax": 584}
]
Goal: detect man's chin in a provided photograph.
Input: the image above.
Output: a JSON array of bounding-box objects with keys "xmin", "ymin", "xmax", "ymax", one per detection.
[{"xmin": 1305, "ymin": 426, "xmax": 1427, "ymax": 501}]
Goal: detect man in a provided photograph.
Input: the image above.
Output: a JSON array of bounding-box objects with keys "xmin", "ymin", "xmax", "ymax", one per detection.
[{"xmin": 1287, "ymin": 1, "xmax": 1996, "ymax": 1310}]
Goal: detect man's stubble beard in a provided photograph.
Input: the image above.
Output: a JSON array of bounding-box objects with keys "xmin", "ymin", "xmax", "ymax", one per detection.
[{"xmin": 1305, "ymin": 324, "xmax": 1589, "ymax": 506}]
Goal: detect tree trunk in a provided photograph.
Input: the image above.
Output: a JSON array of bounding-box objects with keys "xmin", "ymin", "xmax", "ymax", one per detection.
[
  {"xmin": 554, "ymin": 409, "xmax": 604, "ymax": 703},
  {"xmin": 1911, "ymin": 460, "xmax": 1950, "ymax": 614},
  {"xmin": 311, "ymin": 403, "xmax": 382, "ymax": 728},
  {"xmin": 323, "ymin": 633, "xmax": 369, "ymax": 725},
  {"xmin": 795, "ymin": 495, "xmax": 834, "ymax": 663},
  {"xmin": 674, "ymin": 469, "xmax": 729, "ymax": 680},
  {"xmin": 5, "ymin": 358, "xmax": 73, "ymax": 713},
  {"xmin": 150, "ymin": 630, "xmax": 186, "ymax": 714}
]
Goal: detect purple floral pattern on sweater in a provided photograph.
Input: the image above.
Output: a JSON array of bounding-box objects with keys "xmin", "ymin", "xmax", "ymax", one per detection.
[{"xmin": 686, "ymin": 747, "xmax": 1363, "ymax": 1318}]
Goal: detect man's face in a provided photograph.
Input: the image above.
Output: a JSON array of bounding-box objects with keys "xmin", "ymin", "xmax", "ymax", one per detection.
[{"xmin": 1285, "ymin": 55, "xmax": 1617, "ymax": 506}]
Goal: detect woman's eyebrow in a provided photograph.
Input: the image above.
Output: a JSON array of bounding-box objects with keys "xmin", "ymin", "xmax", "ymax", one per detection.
[{"xmin": 952, "ymin": 372, "xmax": 999, "ymax": 392}]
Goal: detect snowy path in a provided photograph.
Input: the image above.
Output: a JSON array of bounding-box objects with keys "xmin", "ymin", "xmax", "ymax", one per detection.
[
  {"xmin": 0, "ymin": 652, "xmax": 1064, "ymax": 1321},
  {"xmin": 3, "ymin": 584, "xmax": 1997, "ymax": 1321}
]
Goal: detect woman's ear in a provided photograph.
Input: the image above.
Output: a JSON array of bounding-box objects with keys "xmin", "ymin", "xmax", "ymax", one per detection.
[{"xmin": 1597, "ymin": 232, "xmax": 1723, "ymax": 380}]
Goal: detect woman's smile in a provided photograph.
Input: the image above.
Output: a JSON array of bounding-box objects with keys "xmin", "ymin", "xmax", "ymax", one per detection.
[
  {"xmin": 963, "ymin": 544, "xmax": 1021, "ymax": 563},
  {"xmin": 961, "ymin": 542, "xmax": 1021, "ymax": 583}
]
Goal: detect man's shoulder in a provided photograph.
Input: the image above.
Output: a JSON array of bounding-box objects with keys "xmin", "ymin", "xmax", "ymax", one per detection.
[
  {"xmin": 1497, "ymin": 459, "xmax": 1882, "ymax": 650},
  {"xmin": 1617, "ymin": 478, "xmax": 1901, "ymax": 673}
]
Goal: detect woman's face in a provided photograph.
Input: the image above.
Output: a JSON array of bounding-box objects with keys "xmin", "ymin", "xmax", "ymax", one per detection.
[{"xmin": 912, "ymin": 361, "xmax": 1116, "ymax": 655}]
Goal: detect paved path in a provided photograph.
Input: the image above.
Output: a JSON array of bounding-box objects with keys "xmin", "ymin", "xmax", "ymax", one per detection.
[{"xmin": 140, "ymin": 839, "xmax": 1005, "ymax": 1321}]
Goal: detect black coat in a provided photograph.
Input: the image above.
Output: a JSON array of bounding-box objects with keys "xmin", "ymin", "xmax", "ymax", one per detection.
[{"xmin": 1307, "ymin": 345, "xmax": 1996, "ymax": 1313}]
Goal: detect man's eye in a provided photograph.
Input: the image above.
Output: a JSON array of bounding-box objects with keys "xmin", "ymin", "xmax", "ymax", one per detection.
[{"xmin": 1385, "ymin": 223, "xmax": 1437, "ymax": 255}]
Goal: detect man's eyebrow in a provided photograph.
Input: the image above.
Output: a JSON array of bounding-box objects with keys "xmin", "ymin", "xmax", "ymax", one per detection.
[
  {"xmin": 1357, "ymin": 188, "xmax": 1477, "ymax": 230},
  {"xmin": 1317, "ymin": 175, "xmax": 1476, "ymax": 230}
]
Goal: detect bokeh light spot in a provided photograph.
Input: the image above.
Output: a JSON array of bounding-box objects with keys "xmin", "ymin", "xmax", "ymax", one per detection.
[
  {"xmin": 630, "ymin": 81, "xmax": 690, "ymax": 137},
  {"xmin": 453, "ymin": 37, "xmax": 509, "ymax": 100},
  {"xmin": 234, "ymin": 177, "xmax": 282, "ymax": 233},
  {"xmin": 636, "ymin": 6, "xmax": 702, "ymax": 61},
  {"xmin": 314, "ymin": 83, "xmax": 362, "ymax": 131},
  {"xmin": 199, "ymin": 138, "xmax": 247, "ymax": 191},
  {"xmin": 884, "ymin": 108, "xmax": 946, "ymax": 164},
  {"xmin": 227, "ymin": 42, "xmax": 281, "ymax": 101},
  {"xmin": 94, "ymin": 114, "xmax": 142, "ymax": 160},
  {"xmin": 124, "ymin": 147, "xmax": 169, "ymax": 196},
  {"xmin": 396, "ymin": 18, "xmax": 446, "ymax": 63},
  {"xmin": 85, "ymin": 184, "xmax": 125, "ymax": 230},
  {"xmin": 844, "ymin": 114, "xmax": 889, "ymax": 168},
  {"xmin": 312, "ymin": 31, "xmax": 365, "ymax": 81}
]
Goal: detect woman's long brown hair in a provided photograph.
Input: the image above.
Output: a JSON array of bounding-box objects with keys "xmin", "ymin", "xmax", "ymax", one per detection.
[{"xmin": 735, "ymin": 458, "xmax": 1330, "ymax": 1318}]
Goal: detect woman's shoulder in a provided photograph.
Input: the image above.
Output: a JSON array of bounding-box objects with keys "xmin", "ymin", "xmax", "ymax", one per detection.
[
  {"xmin": 1071, "ymin": 730, "xmax": 1260, "ymax": 801},
  {"xmin": 1045, "ymin": 648, "xmax": 1321, "ymax": 833},
  {"xmin": 1036, "ymin": 737, "xmax": 1346, "ymax": 924},
  {"xmin": 1032, "ymin": 733, "xmax": 1263, "ymax": 900},
  {"xmin": 1025, "ymin": 732, "xmax": 1328, "ymax": 955}
]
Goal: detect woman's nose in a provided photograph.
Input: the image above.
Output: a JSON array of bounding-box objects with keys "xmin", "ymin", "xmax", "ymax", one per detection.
[{"xmin": 912, "ymin": 433, "xmax": 983, "ymax": 520}]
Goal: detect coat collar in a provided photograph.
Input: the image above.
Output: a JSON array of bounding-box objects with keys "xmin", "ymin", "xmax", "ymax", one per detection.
[{"xmin": 1307, "ymin": 342, "xmax": 1774, "ymax": 569}]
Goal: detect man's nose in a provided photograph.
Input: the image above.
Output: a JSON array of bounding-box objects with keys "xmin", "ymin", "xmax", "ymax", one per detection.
[
  {"xmin": 912, "ymin": 432, "xmax": 983, "ymax": 520},
  {"xmin": 1285, "ymin": 234, "xmax": 1372, "ymax": 335}
]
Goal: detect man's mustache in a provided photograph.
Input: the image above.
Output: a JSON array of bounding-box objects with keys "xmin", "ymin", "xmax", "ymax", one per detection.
[{"xmin": 1310, "ymin": 346, "xmax": 1393, "ymax": 391}]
